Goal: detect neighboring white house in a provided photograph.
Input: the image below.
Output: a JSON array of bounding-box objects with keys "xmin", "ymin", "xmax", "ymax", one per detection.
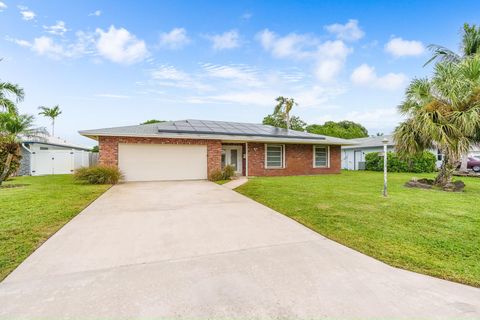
[
  {"xmin": 341, "ymin": 135, "xmax": 444, "ymax": 170},
  {"xmin": 19, "ymin": 135, "xmax": 95, "ymax": 176},
  {"xmin": 342, "ymin": 135, "xmax": 480, "ymax": 170}
]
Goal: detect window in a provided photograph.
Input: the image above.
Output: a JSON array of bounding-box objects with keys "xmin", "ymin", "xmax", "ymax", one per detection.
[
  {"xmin": 313, "ymin": 146, "xmax": 329, "ymax": 168},
  {"xmin": 437, "ymin": 149, "xmax": 443, "ymax": 161},
  {"xmin": 265, "ymin": 144, "xmax": 284, "ymax": 168}
]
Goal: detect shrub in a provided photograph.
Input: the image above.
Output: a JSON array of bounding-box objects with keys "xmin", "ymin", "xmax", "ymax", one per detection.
[
  {"xmin": 74, "ymin": 165, "xmax": 122, "ymax": 184},
  {"xmin": 365, "ymin": 151, "xmax": 436, "ymax": 173},
  {"xmin": 208, "ymin": 164, "xmax": 236, "ymax": 181}
]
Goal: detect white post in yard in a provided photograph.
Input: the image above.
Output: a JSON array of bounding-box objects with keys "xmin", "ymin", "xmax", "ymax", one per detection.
[{"xmin": 382, "ymin": 137, "xmax": 389, "ymax": 197}]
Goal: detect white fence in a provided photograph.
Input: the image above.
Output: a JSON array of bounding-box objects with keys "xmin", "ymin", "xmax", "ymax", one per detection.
[{"xmin": 31, "ymin": 149, "xmax": 92, "ymax": 176}]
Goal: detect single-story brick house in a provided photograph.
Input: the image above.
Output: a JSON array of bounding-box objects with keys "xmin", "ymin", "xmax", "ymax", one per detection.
[{"xmin": 79, "ymin": 119, "xmax": 354, "ymax": 181}]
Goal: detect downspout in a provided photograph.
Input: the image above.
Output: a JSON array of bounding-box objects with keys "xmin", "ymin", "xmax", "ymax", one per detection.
[{"xmin": 245, "ymin": 142, "xmax": 249, "ymax": 177}]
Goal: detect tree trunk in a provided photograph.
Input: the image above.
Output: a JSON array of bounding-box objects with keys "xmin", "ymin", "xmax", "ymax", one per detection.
[
  {"xmin": 0, "ymin": 153, "xmax": 13, "ymax": 186},
  {"xmin": 459, "ymin": 152, "xmax": 469, "ymax": 172},
  {"xmin": 434, "ymin": 153, "xmax": 455, "ymax": 187},
  {"xmin": 52, "ymin": 119, "xmax": 55, "ymax": 137},
  {"xmin": 286, "ymin": 112, "xmax": 290, "ymax": 130}
]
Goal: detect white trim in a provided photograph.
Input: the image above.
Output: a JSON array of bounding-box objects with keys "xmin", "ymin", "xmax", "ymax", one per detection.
[
  {"xmin": 313, "ymin": 145, "xmax": 330, "ymax": 168},
  {"xmin": 265, "ymin": 144, "xmax": 285, "ymax": 169}
]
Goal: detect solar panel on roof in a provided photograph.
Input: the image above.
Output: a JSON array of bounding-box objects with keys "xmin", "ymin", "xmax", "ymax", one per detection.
[{"xmin": 155, "ymin": 119, "xmax": 325, "ymax": 140}]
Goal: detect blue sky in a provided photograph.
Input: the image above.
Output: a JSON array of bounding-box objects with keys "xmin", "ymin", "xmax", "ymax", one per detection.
[{"xmin": 1, "ymin": 0, "xmax": 479, "ymax": 146}]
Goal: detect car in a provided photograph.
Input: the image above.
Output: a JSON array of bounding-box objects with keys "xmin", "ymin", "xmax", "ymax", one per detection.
[{"xmin": 467, "ymin": 157, "xmax": 480, "ymax": 172}]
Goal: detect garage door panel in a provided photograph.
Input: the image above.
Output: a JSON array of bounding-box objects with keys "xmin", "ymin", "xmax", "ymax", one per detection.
[{"xmin": 118, "ymin": 144, "xmax": 207, "ymax": 181}]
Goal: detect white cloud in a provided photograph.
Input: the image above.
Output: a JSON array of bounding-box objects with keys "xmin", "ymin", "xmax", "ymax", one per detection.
[
  {"xmin": 207, "ymin": 30, "xmax": 240, "ymax": 50},
  {"xmin": 31, "ymin": 36, "xmax": 66, "ymax": 58},
  {"xmin": 8, "ymin": 31, "xmax": 95, "ymax": 59},
  {"xmin": 385, "ymin": 37, "xmax": 425, "ymax": 57},
  {"xmin": 95, "ymin": 25, "xmax": 149, "ymax": 64},
  {"xmin": 351, "ymin": 63, "xmax": 407, "ymax": 90},
  {"xmin": 151, "ymin": 65, "xmax": 190, "ymax": 81},
  {"xmin": 159, "ymin": 28, "xmax": 190, "ymax": 49},
  {"xmin": 201, "ymin": 63, "xmax": 261, "ymax": 86},
  {"xmin": 95, "ymin": 93, "xmax": 130, "ymax": 99},
  {"xmin": 89, "ymin": 10, "xmax": 101, "ymax": 17},
  {"xmin": 325, "ymin": 19, "xmax": 364, "ymax": 41},
  {"xmin": 241, "ymin": 12, "xmax": 252, "ymax": 20},
  {"xmin": 257, "ymin": 29, "xmax": 352, "ymax": 82},
  {"xmin": 43, "ymin": 21, "xmax": 68, "ymax": 36},
  {"xmin": 0, "ymin": 2, "xmax": 7, "ymax": 11},
  {"xmin": 18, "ymin": 5, "xmax": 35, "ymax": 20}
]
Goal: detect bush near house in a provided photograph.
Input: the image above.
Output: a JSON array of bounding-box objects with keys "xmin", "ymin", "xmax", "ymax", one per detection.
[
  {"xmin": 365, "ymin": 151, "xmax": 436, "ymax": 173},
  {"xmin": 209, "ymin": 165, "xmax": 235, "ymax": 182},
  {"xmin": 74, "ymin": 165, "xmax": 123, "ymax": 184}
]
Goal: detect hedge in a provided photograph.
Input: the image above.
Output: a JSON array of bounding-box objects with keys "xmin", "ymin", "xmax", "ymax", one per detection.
[{"xmin": 365, "ymin": 151, "xmax": 436, "ymax": 173}]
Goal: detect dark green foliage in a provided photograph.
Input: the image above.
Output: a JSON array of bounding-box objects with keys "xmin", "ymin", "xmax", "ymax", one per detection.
[
  {"xmin": 91, "ymin": 145, "xmax": 99, "ymax": 152},
  {"xmin": 306, "ymin": 121, "xmax": 369, "ymax": 139},
  {"xmin": 365, "ymin": 151, "xmax": 436, "ymax": 173},
  {"xmin": 0, "ymin": 135, "xmax": 21, "ymax": 179},
  {"xmin": 262, "ymin": 113, "xmax": 306, "ymax": 131},
  {"xmin": 74, "ymin": 165, "xmax": 123, "ymax": 184},
  {"xmin": 141, "ymin": 119, "xmax": 165, "ymax": 125}
]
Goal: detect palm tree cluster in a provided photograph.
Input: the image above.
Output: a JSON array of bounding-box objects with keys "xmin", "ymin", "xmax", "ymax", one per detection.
[{"xmin": 394, "ymin": 23, "xmax": 480, "ymax": 187}]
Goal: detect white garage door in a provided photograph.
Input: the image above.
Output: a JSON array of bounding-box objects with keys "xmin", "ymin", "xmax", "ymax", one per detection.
[{"xmin": 118, "ymin": 144, "xmax": 208, "ymax": 181}]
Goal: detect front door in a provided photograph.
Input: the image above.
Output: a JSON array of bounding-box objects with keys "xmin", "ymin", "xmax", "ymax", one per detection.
[{"xmin": 221, "ymin": 146, "xmax": 243, "ymax": 175}]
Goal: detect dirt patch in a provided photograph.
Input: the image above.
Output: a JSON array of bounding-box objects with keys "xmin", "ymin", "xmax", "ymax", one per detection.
[{"xmin": 0, "ymin": 184, "xmax": 29, "ymax": 189}]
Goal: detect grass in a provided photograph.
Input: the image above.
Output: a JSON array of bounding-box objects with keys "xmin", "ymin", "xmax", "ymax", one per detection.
[
  {"xmin": 236, "ymin": 170, "xmax": 480, "ymax": 287},
  {"xmin": 0, "ymin": 175, "xmax": 110, "ymax": 280}
]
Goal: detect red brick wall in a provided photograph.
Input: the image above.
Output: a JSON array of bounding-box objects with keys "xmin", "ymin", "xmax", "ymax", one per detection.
[
  {"xmin": 98, "ymin": 136, "xmax": 222, "ymax": 176},
  {"xmin": 98, "ymin": 136, "xmax": 340, "ymax": 178},
  {"xmin": 247, "ymin": 143, "xmax": 341, "ymax": 176}
]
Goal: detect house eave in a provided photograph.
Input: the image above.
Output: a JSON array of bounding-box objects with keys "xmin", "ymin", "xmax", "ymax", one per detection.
[{"xmin": 79, "ymin": 131, "xmax": 356, "ymax": 146}]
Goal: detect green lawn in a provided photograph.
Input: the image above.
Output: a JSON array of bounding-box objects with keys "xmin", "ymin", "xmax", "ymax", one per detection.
[
  {"xmin": 0, "ymin": 175, "xmax": 110, "ymax": 280},
  {"xmin": 236, "ymin": 171, "xmax": 480, "ymax": 287}
]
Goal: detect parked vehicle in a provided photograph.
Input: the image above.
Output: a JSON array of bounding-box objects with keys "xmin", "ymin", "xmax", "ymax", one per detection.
[{"xmin": 468, "ymin": 157, "xmax": 480, "ymax": 172}]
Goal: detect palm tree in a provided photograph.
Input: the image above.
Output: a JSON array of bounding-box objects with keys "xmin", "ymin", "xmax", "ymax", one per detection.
[
  {"xmin": 0, "ymin": 112, "xmax": 45, "ymax": 185},
  {"xmin": 394, "ymin": 56, "xmax": 480, "ymax": 188},
  {"xmin": 0, "ymin": 82, "xmax": 24, "ymax": 114},
  {"xmin": 38, "ymin": 105, "xmax": 62, "ymax": 136},
  {"xmin": 274, "ymin": 96, "xmax": 297, "ymax": 130},
  {"xmin": 425, "ymin": 23, "xmax": 480, "ymax": 66},
  {"xmin": 425, "ymin": 23, "xmax": 480, "ymax": 171}
]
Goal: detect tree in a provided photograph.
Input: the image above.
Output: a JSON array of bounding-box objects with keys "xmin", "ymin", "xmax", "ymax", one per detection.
[
  {"xmin": 273, "ymin": 96, "xmax": 297, "ymax": 129},
  {"xmin": 141, "ymin": 119, "xmax": 165, "ymax": 125},
  {"xmin": 306, "ymin": 121, "xmax": 368, "ymax": 139},
  {"xmin": 0, "ymin": 82, "xmax": 24, "ymax": 114},
  {"xmin": 393, "ymin": 56, "xmax": 480, "ymax": 188},
  {"xmin": 425, "ymin": 23, "xmax": 480, "ymax": 66},
  {"xmin": 262, "ymin": 113, "xmax": 306, "ymax": 131},
  {"xmin": 38, "ymin": 105, "xmax": 62, "ymax": 137},
  {"xmin": 425, "ymin": 23, "xmax": 480, "ymax": 171},
  {"xmin": 0, "ymin": 112, "xmax": 44, "ymax": 185},
  {"xmin": 91, "ymin": 145, "xmax": 99, "ymax": 152}
]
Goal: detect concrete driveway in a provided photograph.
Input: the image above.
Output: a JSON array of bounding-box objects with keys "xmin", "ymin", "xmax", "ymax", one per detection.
[{"xmin": 1, "ymin": 181, "xmax": 479, "ymax": 319}]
